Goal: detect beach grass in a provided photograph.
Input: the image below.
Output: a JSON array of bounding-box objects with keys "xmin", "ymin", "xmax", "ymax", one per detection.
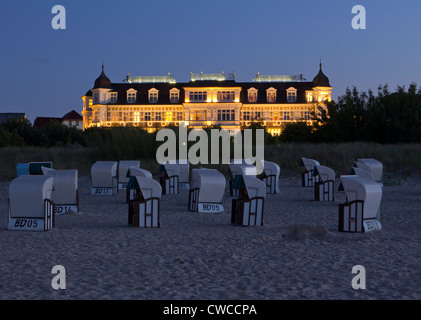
[{"xmin": 1, "ymin": 142, "xmax": 420, "ymax": 182}]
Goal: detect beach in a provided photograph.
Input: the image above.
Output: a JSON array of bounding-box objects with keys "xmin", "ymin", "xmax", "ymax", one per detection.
[{"xmin": 0, "ymin": 174, "xmax": 420, "ymax": 300}]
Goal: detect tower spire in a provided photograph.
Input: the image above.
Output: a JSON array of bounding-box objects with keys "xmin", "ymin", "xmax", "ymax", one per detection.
[{"xmin": 102, "ymin": 58, "xmax": 104, "ymax": 72}]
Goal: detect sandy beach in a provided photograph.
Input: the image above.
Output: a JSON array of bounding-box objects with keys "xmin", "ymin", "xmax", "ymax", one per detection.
[{"xmin": 0, "ymin": 173, "xmax": 420, "ymax": 300}]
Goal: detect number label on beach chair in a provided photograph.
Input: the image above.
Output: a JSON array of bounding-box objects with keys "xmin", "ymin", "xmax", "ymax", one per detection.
[
  {"xmin": 179, "ymin": 182, "xmax": 190, "ymax": 190},
  {"xmin": 118, "ymin": 183, "xmax": 128, "ymax": 190},
  {"xmin": 54, "ymin": 205, "xmax": 77, "ymax": 215},
  {"xmin": 198, "ymin": 203, "xmax": 224, "ymax": 213},
  {"xmin": 363, "ymin": 220, "xmax": 382, "ymax": 232},
  {"xmin": 91, "ymin": 187, "xmax": 114, "ymax": 195},
  {"xmin": 8, "ymin": 218, "xmax": 49, "ymax": 231}
]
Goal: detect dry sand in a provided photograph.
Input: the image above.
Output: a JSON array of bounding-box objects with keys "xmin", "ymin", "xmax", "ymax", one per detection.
[{"xmin": 0, "ymin": 174, "xmax": 420, "ymax": 300}]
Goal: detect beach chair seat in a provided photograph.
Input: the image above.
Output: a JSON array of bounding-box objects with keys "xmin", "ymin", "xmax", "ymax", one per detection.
[
  {"xmin": 159, "ymin": 163, "xmax": 180, "ymax": 194},
  {"xmin": 260, "ymin": 160, "xmax": 280, "ymax": 194},
  {"xmin": 126, "ymin": 167, "xmax": 153, "ymax": 203},
  {"xmin": 90, "ymin": 161, "xmax": 118, "ymax": 195},
  {"xmin": 299, "ymin": 158, "xmax": 320, "ymax": 187},
  {"xmin": 338, "ymin": 175, "xmax": 382, "ymax": 233},
  {"xmin": 8, "ymin": 175, "xmax": 55, "ymax": 231},
  {"xmin": 41, "ymin": 167, "xmax": 79, "ymax": 214},
  {"xmin": 128, "ymin": 176, "xmax": 162, "ymax": 228},
  {"xmin": 231, "ymin": 175, "xmax": 266, "ymax": 226},
  {"xmin": 229, "ymin": 159, "xmax": 257, "ymax": 197},
  {"xmin": 189, "ymin": 168, "xmax": 225, "ymax": 213},
  {"xmin": 313, "ymin": 165, "xmax": 335, "ymax": 202}
]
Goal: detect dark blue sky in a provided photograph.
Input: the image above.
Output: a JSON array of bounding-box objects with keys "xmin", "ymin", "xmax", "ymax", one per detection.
[{"xmin": 1, "ymin": 0, "xmax": 420, "ymax": 122}]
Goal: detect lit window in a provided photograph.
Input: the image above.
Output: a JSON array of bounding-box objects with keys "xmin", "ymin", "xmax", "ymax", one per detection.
[
  {"xmin": 134, "ymin": 112, "xmax": 140, "ymax": 122},
  {"xmin": 110, "ymin": 92, "xmax": 117, "ymax": 103},
  {"xmin": 248, "ymin": 92, "xmax": 257, "ymax": 102},
  {"xmin": 217, "ymin": 109, "xmax": 235, "ymax": 121},
  {"xmin": 189, "ymin": 91, "xmax": 207, "ymax": 102},
  {"xmin": 266, "ymin": 88, "xmax": 277, "ymax": 102},
  {"xmin": 190, "ymin": 110, "xmax": 207, "ymax": 121},
  {"xmin": 247, "ymin": 88, "xmax": 258, "ymax": 103},
  {"xmin": 306, "ymin": 92, "xmax": 314, "ymax": 102},
  {"xmin": 217, "ymin": 91, "xmax": 235, "ymax": 102}
]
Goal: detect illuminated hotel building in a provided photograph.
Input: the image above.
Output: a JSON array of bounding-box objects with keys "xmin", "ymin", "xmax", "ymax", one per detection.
[{"xmin": 81, "ymin": 63, "xmax": 332, "ymax": 135}]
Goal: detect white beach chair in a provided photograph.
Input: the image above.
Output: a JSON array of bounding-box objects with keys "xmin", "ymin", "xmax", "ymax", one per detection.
[
  {"xmin": 128, "ymin": 176, "xmax": 162, "ymax": 228},
  {"xmin": 126, "ymin": 167, "xmax": 153, "ymax": 203},
  {"xmin": 231, "ymin": 175, "xmax": 266, "ymax": 226},
  {"xmin": 189, "ymin": 168, "xmax": 226, "ymax": 213},
  {"xmin": 313, "ymin": 165, "xmax": 335, "ymax": 201},
  {"xmin": 260, "ymin": 160, "xmax": 280, "ymax": 194},
  {"xmin": 300, "ymin": 158, "xmax": 320, "ymax": 187},
  {"xmin": 159, "ymin": 163, "xmax": 180, "ymax": 194},
  {"xmin": 229, "ymin": 159, "xmax": 257, "ymax": 197},
  {"xmin": 41, "ymin": 167, "xmax": 79, "ymax": 214},
  {"xmin": 175, "ymin": 160, "xmax": 190, "ymax": 190},
  {"xmin": 354, "ymin": 158, "xmax": 383, "ymax": 184},
  {"xmin": 90, "ymin": 161, "xmax": 118, "ymax": 195},
  {"xmin": 351, "ymin": 167, "xmax": 375, "ymax": 181},
  {"xmin": 338, "ymin": 175, "xmax": 382, "ymax": 233},
  {"xmin": 8, "ymin": 175, "xmax": 55, "ymax": 231},
  {"xmin": 16, "ymin": 161, "xmax": 53, "ymax": 176},
  {"xmin": 118, "ymin": 160, "xmax": 140, "ymax": 190}
]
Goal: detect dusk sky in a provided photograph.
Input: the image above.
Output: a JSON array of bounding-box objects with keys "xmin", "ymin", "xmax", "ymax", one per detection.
[{"xmin": 1, "ymin": 0, "xmax": 420, "ymax": 123}]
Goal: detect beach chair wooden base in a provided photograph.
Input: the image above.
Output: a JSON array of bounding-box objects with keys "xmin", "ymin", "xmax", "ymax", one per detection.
[
  {"xmin": 315, "ymin": 180, "xmax": 335, "ymax": 201},
  {"xmin": 261, "ymin": 174, "xmax": 278, "ymax": 194},
  {"xmin": 302, "ymin": 170, "xmax": 319, "ymax": 187},
  {"xmin": 8, "ymin": 199, "xmax": 55, "ymax": 231},
  {"xmin": 231, "ymin": 197, "xmax": 264, "ymax": 227},
  {"xmin": 129, "ymin": 198, "xmax": 160, "ymax": 228},
  {"xmin": 339, "ymin": 200, "xmax": 382, "ymax": 233},
  {"xmin": 160, "ymin": 176, "xmax": 179, "ymax": 194}
]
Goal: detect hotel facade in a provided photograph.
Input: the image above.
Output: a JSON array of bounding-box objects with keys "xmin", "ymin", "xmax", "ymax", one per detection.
[{"xmin": 81, "ymin": 63, "xmax": 332, "ymax": 135}]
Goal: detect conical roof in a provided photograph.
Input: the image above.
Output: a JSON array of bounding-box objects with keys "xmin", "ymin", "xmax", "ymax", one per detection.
[
  {"xmin": 93, "ymin": 64, "xmax": 112, "ymax": 89},
  {"xmin": 313, "ymin": 62, "xmax": 330, "ymax": 87}
]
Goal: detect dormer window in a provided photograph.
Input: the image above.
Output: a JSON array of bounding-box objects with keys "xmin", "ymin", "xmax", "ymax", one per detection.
[
  {"xmin": 286, "ymin": 87, "xmax": 297, "ymax": 103},
  {"xmin": 148, "ymin": 88, "xmax": 159, "ymax": 103},
  {"xmin": 170, "ymin": 88, "xmax": 180, "ymax": 103},
  {"xmin": 266, "ymin": 87, "xmax": 277, "ymax": 103},
  {"xmin": 247, "ymin": 88, "xmax": 258, "ymax": 103},
  {"xmin": 110, "ymin": 92, "xmax": 117, "ymax": 103},
  {"xmin": 127, "ymin": 89, "xmax": 137, "ymax": 103}
]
